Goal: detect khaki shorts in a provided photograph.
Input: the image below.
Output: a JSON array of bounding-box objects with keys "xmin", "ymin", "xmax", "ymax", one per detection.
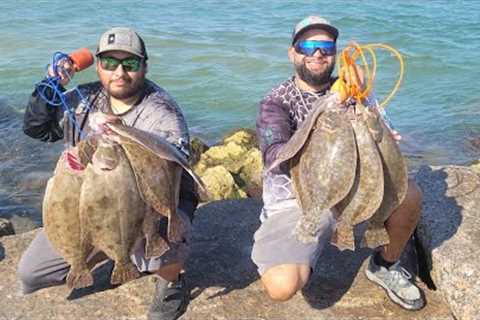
[{"xmin": 251, "ymin": 199, "xmax": 336, "ymax": 275}]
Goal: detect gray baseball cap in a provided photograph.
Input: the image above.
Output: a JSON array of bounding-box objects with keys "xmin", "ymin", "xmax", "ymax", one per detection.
[
  {"xmin": 292, "ymin": 16, "xmax": 339, "ymax": 45},
  {"xmin": 96, "ymin": 27, "xmax": 148, "ymax": 59}
]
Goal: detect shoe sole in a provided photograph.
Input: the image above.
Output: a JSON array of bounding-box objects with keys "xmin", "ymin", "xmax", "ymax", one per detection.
[{"xmin": 365, "ymin": 268, "xmax": 425, "ymax": 311}]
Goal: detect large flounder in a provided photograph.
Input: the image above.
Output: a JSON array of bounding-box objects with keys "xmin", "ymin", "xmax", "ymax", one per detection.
[
  {"xmin": 43, "ymin": 151, "xmax": 93, "ymax": 289},
  {"xmin": 332, "ymin": 106, "xmax": 384, "ymax": 250},
  {"xmin": 363, "ymin": 119, "xmax": 408, "ymax": 248},
  {"xmin": 79, "ymin": 137, "xmax": 145, "ymax": 285},
  {"xmin": 290, "ymin": 108, "xmax": 357, "ymax": 244},
  {"xmin": 106, "ymin": 124, "xmax": 206, "ymax": 255}
]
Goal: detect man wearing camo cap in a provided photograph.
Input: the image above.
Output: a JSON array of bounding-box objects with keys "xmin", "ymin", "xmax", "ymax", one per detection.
[
  {"xmin": 252, "ymin": 15, "xmax": 425, "ymax": 311},
  {"xmin": 19, "ymin": 27, "xmax": 197, "ymax": 320}
]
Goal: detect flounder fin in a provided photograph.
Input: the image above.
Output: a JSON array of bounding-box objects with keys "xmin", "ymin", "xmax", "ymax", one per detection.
[
  {"xmin": 108, "ymin": 123, "xmax": 208, "ymax": 193},
  {"xmin": 331, "ymin": 223, "xmax": 355, "ymax": 251},
  {"xmin": 145, "ymin": 233, "xmax": 170, "ymax": 258},
  {"xmin": 267, "ymin": 98, "xmax": 330, "ymax": 173},
  {"xmin": 76, "ymin": 135, "xmax": 99, "ymax": 166},
  {"xmin": 110, "ymin": 262, "xmax": 141, "ymax": 285},
  {"xmin": 363, "ymin": 226, "xmax": 390, "ymax": 248},
  {"xmin": 66, "ymin": 268, "xmax": 93, "ymax": 289},
  {"xmin": 143, "ymin": 207, "xmax": 170, "ymax": 258}
]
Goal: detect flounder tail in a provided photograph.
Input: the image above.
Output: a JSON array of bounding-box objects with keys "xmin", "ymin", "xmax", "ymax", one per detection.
[
  {"xmin": 331, "ymin": 224, "xmax": 356, "ymax": 251},
  {"xmin": 293, "ymin": 212, "xmax": 324, "ymax": 244},
  {"xmin": 110, "ymin": 262, "xmax": 141, "ymax": 285},
  {"xmin": 143, "ymin": 208, "xmax": 170, "ymax": 259},
  {"xmin": 363, "ymin": 224, "xmax": 390, "ymax": 248},
  {"xmin": 66, "ymin": 268, "xmax": 94, "ymax": 289},
  {"xmin": 145, "ymin": 233, "xmax": 170, "ymax": 259}
]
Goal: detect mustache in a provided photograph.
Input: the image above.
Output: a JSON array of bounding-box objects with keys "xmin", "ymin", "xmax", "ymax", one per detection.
[{"xmin": 109, "ymin": 76, "xmax": 132, "ymax": 85}]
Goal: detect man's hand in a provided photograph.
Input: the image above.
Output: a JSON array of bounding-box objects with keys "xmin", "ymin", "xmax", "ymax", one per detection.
[
  {"xmin": 48, "ymin": 58, "xmax": 75, "ymax": 86},
  {"xmin": 390, "ymin": 129, "xmax": 402, "ymax": 142},
  {"xmin": 89, "ymin": 112, "xmax": 122, "ymax": 135}
]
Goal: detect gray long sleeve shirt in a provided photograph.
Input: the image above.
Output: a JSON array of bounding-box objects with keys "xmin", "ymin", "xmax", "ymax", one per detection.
[{"xmin": 24, "ymin": 78, "xmax": 197, "ymax": 218}]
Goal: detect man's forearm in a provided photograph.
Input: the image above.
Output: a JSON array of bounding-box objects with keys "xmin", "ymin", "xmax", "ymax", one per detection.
[{"xmin": 23, "ymin": 81, "xmax": 64, "ymax": 142}]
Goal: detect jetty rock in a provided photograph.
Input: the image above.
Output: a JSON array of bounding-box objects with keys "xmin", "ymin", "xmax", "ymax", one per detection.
[
  {"xmin": 194, "ymin": 128, "xmax": 263, "ymax": 200},
  {"xmin": 0, "ymin": 198, "xmax": 452, "ymax": 319},
  {"xmin": 415, "ymin": 165, "xmax": 480, "ymax": 320}
]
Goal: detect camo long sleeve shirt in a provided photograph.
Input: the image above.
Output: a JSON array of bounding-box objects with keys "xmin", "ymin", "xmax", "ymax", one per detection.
[{"xmin": 256, "ymin": 77, "xmax": 336, "ymax": 210}]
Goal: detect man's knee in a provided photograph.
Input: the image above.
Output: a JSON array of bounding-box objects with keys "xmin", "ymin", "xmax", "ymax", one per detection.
[
  {"xmin": 388, "ymin": 180, "xmax": 423, "ymax": 228},
  {"xmin": 17, "ymin": 254, "xmax": 39, "ymax": 293},
  {"xmin": 261, "ymin": 266, "xmax": 309, "ymax": 301},
  {"xmin": 404, "ymin": 180, "xmax": 423, "ymax": 220}
]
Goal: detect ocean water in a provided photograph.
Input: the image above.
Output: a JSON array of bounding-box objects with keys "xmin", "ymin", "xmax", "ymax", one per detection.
[{"xmin": 1, "ymin": 1, "xmax": 479, "ymax": 224}]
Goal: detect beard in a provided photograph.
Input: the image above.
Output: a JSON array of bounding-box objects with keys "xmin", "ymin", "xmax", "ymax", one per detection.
[
  {"xmin": 107, "ymin": 77, "xmax": 145, "ymax": 100},
  {"xmin": 295, "ymin": 59, "xmax": 335, "ymax": 87}
]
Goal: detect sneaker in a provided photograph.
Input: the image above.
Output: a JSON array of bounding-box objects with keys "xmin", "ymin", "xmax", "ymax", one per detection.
[
  {"xmin": 365, "ymin": 254, "xmax": 425, "ymax": 310},
  {"xmin": 147, "ymin": 273, "xmax": 190, "ymax": 320}
]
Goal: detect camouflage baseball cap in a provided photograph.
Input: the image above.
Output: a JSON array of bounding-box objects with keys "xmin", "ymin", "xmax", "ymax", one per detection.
[
  {"xmin": 292, "ymin": 16, "xmax": 339, "ymax": 45},
  {"xmin": 96, "ymin": 27, "xmax": 148, "ymax": 59}
]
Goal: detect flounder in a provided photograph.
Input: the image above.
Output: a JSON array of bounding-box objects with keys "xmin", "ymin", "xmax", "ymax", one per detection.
[
  {"xmin": 43, "ymin": 151, "xmax": 93, "ymax": 288},
  {"xmin": 290, "ymin": 109, "xmax": 357, "ymax": 244},
  {"xmin": 333, "ymin": 106, "xmax": 384, "ymax": 250},
  {"xmin": 79, "ymin": 137, "xmax": 145, "ymax": 284},
  {"xmin": 363, "ymin": 119, "xmax": 408, "ymax": 248},
  {"xmin": 107, "ymin": 124, "xmax": 206, "ymax": 254}
]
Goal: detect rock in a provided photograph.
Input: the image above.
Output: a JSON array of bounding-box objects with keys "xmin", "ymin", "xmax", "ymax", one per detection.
[
  {"xmin": 192, "ymin": 128, "xmax": 262, "ymax": 201},
  {"xmin": 198, "ymin": 166, "xmax": 247, "ymax": 201},
  {"xmin": 415, "ymin": 165, "xmax": 480, "ymax": 320},
  {"xmin": 194, "ymin": 142, "xmax": 249, "ymax": 176},
  {"xmin": 190, "ymin": 137, "xmax": 209, "ymax": 166},
  {"xmin": 221, "ymin": 128, "xmax": 258, "ymax": 149},
  {"xmin": 469, "ymin": 159, "xmax": 480, "ymax": 175},
  {"xmin": 0, "ymin": 199, "xmax": 451, "ymax": 319},
  {"xmin": 0, "ymin": 218, "xmax": 14, "ymax": 236},
  {"xmin": 237, "ymin": 148, "xmax": 263, "ymax": 199}
]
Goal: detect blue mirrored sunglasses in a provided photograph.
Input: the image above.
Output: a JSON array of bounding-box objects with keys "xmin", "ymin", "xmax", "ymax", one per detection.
[{"xmin": 294, "ymin": 40, "xmax": 336, "ymax": 57}]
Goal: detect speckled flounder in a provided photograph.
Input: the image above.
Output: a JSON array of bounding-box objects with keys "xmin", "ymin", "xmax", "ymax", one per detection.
[
  {"xmin": 290, "ymin": 109, "xmax": 357, "ymax": 244},
  {"xmin": 43, "ymin": 151, "xmax": 93, "ymax": 289},
  {"xmin": 107, "ymin": 124, "xmax": 206, "ymax": 253},
  {"xmin": 332, "ymin": 106, "xmax": 384, "ymax": 250},
  {"xmin": 363, "ymin": 119, "xmax": 408, "ymax": 248},
  {"xmin": 79, "ymin": 137, "xmax": 145, "ymax": 285},
  {"xmin": 43, "ymin": 119, "xmax": 205, "ymax": 289},
  {"xmin": 269, "ymin": 96, "xmax": 408, "ymax": 250}
]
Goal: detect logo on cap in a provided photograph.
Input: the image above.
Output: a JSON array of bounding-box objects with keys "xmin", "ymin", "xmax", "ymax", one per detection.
[{"xmin": 108, "ymin": 34, "xmax": 115, "ymax": 44}]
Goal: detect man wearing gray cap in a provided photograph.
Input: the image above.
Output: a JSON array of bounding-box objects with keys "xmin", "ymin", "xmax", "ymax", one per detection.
[
  {"xmin": 252, "ymin": 16, "xmax": 425, "ymax": 311},
  {"xmin": 19, "ymin": 27, "xmax": 196, "ymax": 320}
]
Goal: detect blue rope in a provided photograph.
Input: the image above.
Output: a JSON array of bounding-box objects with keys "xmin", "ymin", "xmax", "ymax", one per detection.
[{"xmin": 35, "ymin": 51, "xmax": 93, "ymax": 139}]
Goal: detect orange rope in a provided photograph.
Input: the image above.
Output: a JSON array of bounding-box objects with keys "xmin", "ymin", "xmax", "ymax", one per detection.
[{"xmin": 336, "ymin": 42, "xmax": 404, "ymax": 109}]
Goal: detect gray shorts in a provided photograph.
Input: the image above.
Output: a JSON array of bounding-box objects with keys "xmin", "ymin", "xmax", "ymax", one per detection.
[
  {"xmin": 251, "ymin": 199, "xmax": 336, "ymax": 275},
  {"xmin": 17, "ymin": 209, "xmax": 191, "ymax": 295}
]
